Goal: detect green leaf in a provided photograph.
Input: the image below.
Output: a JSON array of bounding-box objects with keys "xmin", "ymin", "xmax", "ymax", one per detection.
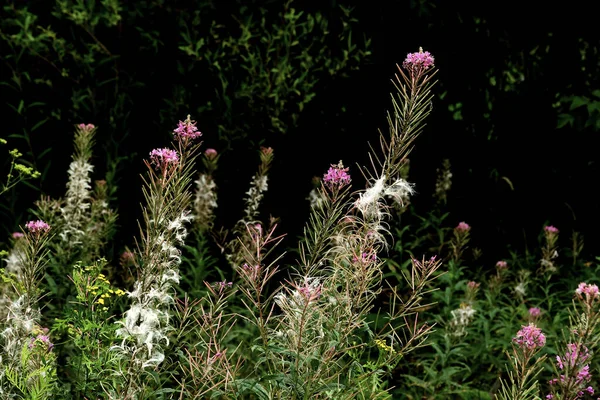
[
  {"xmin": 569, "ymin": 96, "xmax": 589, "ymax": 110},
  {"xmin": 556, "ymin": 113, "xmax": 574, "ymax": 129},
  {"xmin": 31, "ymin": 118, "xmax": 49, "ymax": 132}
]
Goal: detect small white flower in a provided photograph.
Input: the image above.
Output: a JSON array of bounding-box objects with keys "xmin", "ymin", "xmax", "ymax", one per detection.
[{"xmin": 514, "ymin": 282, "xmax": 527, "ymax": 296}]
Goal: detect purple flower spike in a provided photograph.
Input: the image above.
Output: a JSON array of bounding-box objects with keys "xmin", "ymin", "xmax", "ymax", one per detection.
[
  {"xmin": 513, "ymin": 323, "xmax": 546, "ymax": 350},
  {"xmin": 403, "ymin": 48, "xmax": 435, "ymax": 71},
  {"xmin": 173, "ymin": 115, "xmax": 202, "ymax": 141},
  {"xmin": 25, "ymin": 220, "xmax": 51, "ymax": 234},
  {"xmin": 323, "ymin": 161, "xmax": 351, "ymax": 191}
]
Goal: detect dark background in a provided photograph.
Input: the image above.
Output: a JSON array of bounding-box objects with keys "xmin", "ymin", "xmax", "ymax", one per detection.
[{"xmin": 1, "ymin": 0, "xmax": 598, "ymax": 267}]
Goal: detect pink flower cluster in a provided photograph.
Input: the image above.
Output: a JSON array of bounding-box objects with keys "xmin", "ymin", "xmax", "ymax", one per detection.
[
  {"xmin": 173, "ymin": 116, "xmax": 201, "ymax": 141},
  {"xmin": 495, "ymin": 260, "xmax": 508, "ymax": 270},
  {"xmin": 544, "ymin": 225, "xmax": 559, "ymax": 234},
  {"xmin": 150, "ymin": 148, "xmax": 179, "ymax": 170},
  {"xmin": 77, "ymin": 123, "xmax": 95, "ymax": 132},
  {"xmin": 455, "ymin": 222, "xmax": 471, "ymax": 233},
  {"xmin": 29, "ymin": 329, "xmax": 53, "ymax": 352},
  {"xmin": 556, "ymin": 343, "xmax": 590, "ymax": 370},
  {"xmin": 260, "ymin": 146, "xmax": 274, "ymax": 157},
  {"xmin": 548, "ymin": 343, "xmax": 593, "ymax": 398},
  {"xmin": 513, "ymin": 324, "xmax": 546, "ymax": 350},
  {"xmin": 402, "ymin": 48, "xmax": 435, "ymax": 71},
  {"xmin": 204, "ymin": 148, "xmax": 218, "ymax": 160},
  {"xmin": 467, "ymin": 281, "xmax": 480, "ymax": 290},
  {"xmin": 25, "ymin": 220, "xmax": 51, "ymax": 234},
  {"xmin": 323, "ymin": 162, "xmax": 351, "ymax": 191},
  {"xmin": 575, "ymin": 282, "xmax": 599, "ymax": 298},
  {"xmin": 546, "ymin": 385, "xmax": 594, "ymax": 399}
]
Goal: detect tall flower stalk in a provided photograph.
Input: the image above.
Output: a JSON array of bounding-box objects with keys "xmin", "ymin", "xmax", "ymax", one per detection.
[
  {"xmin": 546, "ymin": 282, "xmax": 600, "ymax": 399},
  {"xmin": 0, "ymin": 220, "xmax": 56, "ymax": 399},
  {"xmin": 539, "ymin": 225, "xmax": 560, "ymax": 275},
  {"xmin": 33, "ymin": 123, "xmax": 117, "ymax": 275},
  {"xmin": 60, "ymin": 124, "xmax": 96, "ymax": 247},
  {"xmin": 497, "ymin": 324, "xmax": 547, "ymax": 400},
  {"xmin": 223, "ymin": 146, "xmax": 275, "ymax": 268},
  {"xmin": 113, "ymin": 115, "xmax": 202, "ymax": 398},
  {"xmin": 193, "ymin": 148, "xmax": 220, "ymax": 232},
  {"xmin": 248, "ymin": 48, "xmax": 441, "ymax": 398}
]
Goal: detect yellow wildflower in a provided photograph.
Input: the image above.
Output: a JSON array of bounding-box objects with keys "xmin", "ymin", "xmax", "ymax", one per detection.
[{"xmin": 374, "ymin": 339, "xmax": 396, "ymax": 354}]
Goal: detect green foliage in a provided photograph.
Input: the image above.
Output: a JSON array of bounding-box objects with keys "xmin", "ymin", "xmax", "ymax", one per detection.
[
  {"xmin": 0, "ymin": 138, "xmax": 40, "ymax": 197},
  {"xmin": 4, "ymin": 339, "xmax": 57, "ymax": 400},
  {"xmin": 556, "ymin": 90, "xmax": 600, "ymax": 131},
  {"xmin": 52, "ymin": 259, "xmax": 124, "ymax": 398},
  {"xmin": 0, "ymin": 0, "xmax": 134, "ymax": 233},
  {"xmin": 0, "ymin": 0, "xmax": 370, "ymax": 239},
  {"xmin": 177, "ymin": 0, "xmax": 371, "ymax": 146},
  {"xmin": 383, "ymin": 168, "xmax": 600, "ymax": 398}
]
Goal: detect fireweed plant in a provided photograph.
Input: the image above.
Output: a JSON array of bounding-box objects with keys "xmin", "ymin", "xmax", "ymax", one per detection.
[
  {"xmin": 386, "ymin": 179, "xmax": 600, "ymax": 396},
  {"xmin": 0, "ymin": 48, "xmax": 439, "ymax": 398},
  {"xmin": 170, "ymin": 48, "xmax": 442, "ymax": 399},
  {"xmin": 1, "ymin": 47, "xmax": 597, "ymax": 399}
]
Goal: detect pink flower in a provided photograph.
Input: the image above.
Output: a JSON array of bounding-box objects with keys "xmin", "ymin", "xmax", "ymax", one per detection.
[
  {"xmin": 402, "ymin": 48, "xmax": 435, "ymax": 71},
  {"xmin": 544, "ymin": 225, "xmax": 559, "ymax": 234},
  {"xmin": 260, "ymin": 146, "xmax": 274, "ymax": 156},
  {"xmin": 120, "ymin": 251, "xmax": 135, "ymax": 266},
  {"xmin": 576, "ymin": 365, "xmax": 591, "ymax": 383},
  {"xmin": 455, "ymin": 222, "xmax": 471, "ymax": 233},
  {"xmin": 149, "ymin": 148, "xmax": 179, "ymax": 170},
  {"xmin": 204, "ymin": 148, "xmax": 218, "ymax": 160},
  {"xmin": 556, "ymin": 355, "xmax": 564, "ymax": 370},
  {"xmin": 12, "ymin": 232, "xmax": 24, "ymax": 239},
  {"xmin": 323, "ymin": 162, "xmax": 351, "ymax": 191},
  {"xmin": 77, "ymin": 123, "xmax": 95, "ymax": 132},
  {"xmin": 575, "ymin": 282, "xmax": 599, "ymax": 297},
  {"xmin": 29, "ymin": 333, "xmax": 54, "ymax": 352},
  {"xmin": 495, "ymin": 260, "xmax": 508, "ymax": 269},
  {"xmin": 513, "ymin": 324, "xmax": 546, "ymax": 349},
  {"xmin": 565, "ymin": 343, "xmax": 590, "ymax": 366},
  {"xmin": 555, "ymin": 343, "xmax": 591, "ymax": 386},
  {"xmin": 528, "ymin": 307, "xmax": 541, "ymax": 317},
  {"xmin": 173, "ymin": 115, "xmax": 202, "ymax": 141},
  {"xmin": 25, "ymin": 220, "xmax": 51, "ymax": 234},
  {"xmin": 575, "ymin": 283, "xmax": 600, "ymax": 307},
  {"xmin": 467, "ymin": 281, "xmax": 480, "ymax": 290}
]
